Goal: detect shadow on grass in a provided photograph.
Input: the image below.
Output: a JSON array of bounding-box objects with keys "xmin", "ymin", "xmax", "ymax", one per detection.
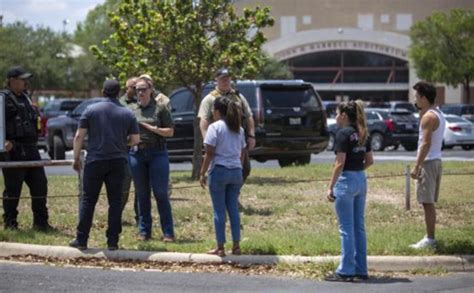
[
  {"xmin": 245, "ymin": 176, "xmax": 312, "ymax": 186},
  {"xmin": 0, "ymin": 227, "xmax": 73, "ymax": 241},
  {"xmin": 239, "ymin": 205, "xmax": 272, "ymax": 216},
  {"xmin": 245, "ymin": 244, "xmax": 278, "ymax": 255},
  {"xmin": 435, "ymin": 239, "xmax": 474, "ymax": 254}
]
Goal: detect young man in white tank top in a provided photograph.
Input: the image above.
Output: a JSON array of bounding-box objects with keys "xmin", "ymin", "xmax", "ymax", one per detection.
[{"xmin": 409, "ymin": 81, "xmax": 446, "ymax": 249}]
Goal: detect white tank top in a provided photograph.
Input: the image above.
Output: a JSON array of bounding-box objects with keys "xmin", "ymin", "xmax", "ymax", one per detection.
[{"xmin": 418, "ymin": 108, "xmax": 446, "ymax": 161}]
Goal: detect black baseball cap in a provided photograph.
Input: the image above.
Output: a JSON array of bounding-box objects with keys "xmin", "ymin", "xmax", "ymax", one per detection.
[
  {"xmin": 7, "ymin": 66, "xmax": 33, "ymax": 79},
  {"xmin": 103, "ymin": 79, "xmax": 121, "ymax": 98},
  {"xmin": 215, "ymin": 67, "xmax": 231, "ymax": 78}
]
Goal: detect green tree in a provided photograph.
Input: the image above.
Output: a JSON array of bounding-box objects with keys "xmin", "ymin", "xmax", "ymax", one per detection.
[
  {"xmin": 93, "ymin": 0, "xmax": 273, "ymax": 178},
  {"xmin": 256, "ymin": 55, "xmax": 294, "ymax": 80},
  {"xmin": 72, "ymin": 0, "xmax": 121, "ymax": 91},
  {"xmin": 0, "ymin": 22, "xmax": 74, "ymax": 92},
  {"xmin": 410, "ymin": 9, "xmax": 474, "ymax": 104}
]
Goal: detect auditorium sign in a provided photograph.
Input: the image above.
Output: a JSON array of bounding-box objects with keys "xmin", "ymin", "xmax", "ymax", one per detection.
[{"xmin": 273, "ymin": 40, "xmax": 408, "ymax": 61}]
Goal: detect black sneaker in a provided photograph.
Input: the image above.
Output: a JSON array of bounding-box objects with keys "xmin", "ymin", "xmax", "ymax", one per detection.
[
  {"xmin": 33, "ymin": 223, "xmax": 56, "ymax": 232},
  {"xmin": 324, "ymin": 273, "xmax": 354, "ymax": 282},
  {"xmin": 4, "ymin": 222, "xmax": 19, "ymax": 230},
  {"xmin": 108, "ymin": 245, "xmax": 119, "ymax": 251},
  {"xmin": 69, "ymin": 239, "xmax": 87, "ymax": 250},
  {"xmin": 354, "ymin": 274, "xmax": 369, "ymax": 281}
]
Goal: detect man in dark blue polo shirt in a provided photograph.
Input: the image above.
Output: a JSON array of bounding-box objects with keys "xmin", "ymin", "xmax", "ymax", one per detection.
[{"xmin": 69, "ymin": 80, "xmax": 140, "ymax": 251}]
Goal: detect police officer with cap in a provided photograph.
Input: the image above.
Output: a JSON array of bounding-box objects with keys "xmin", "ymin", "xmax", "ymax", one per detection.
[
  {"xmin": 1, "ymin": 66, "xmax": 52, "ymax": 231},
  {"xmin": 198, "ymin": 67, "xmax": 255, "ymax": 181}
]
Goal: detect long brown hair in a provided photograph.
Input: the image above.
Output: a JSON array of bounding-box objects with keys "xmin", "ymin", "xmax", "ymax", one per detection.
[
  {"xmin": 213, "ymin": 96, "xmax": 242, "ymax": 133},
  {"xmin": 337, "ymin": 100, "xmax": 368, "ymax": 146}
]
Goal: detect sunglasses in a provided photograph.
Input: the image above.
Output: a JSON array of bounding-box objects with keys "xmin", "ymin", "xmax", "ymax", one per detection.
[{"xmin": 135, "ymin": 87, "xmax": 149, "ymax": 93}]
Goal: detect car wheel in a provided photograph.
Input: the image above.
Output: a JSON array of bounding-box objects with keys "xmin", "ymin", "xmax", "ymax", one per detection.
[
  {"xmin": 327, "ymin": 134, "xmax": 335, "ymax": 151},
  {"xmin": 278, "ymin": 158, "xmax": 294, "ymax": 168},
  {"xmin": 52, "ymin": 135, "xmax": 66, "ymax": 160},
  {"xmin": 462, "ymin": 145, "xmax": 473, "ymax": 151},
  {"xmin": 295, "ymin": 155, "xmax": 311, "ymax": 166},
  {"xmin": 402, "ymin": 143, "xmax": 418, "ymax": 151},
  {"xmin": 370, "ymin": 132, "xmax": 385, "ymax": 151}
]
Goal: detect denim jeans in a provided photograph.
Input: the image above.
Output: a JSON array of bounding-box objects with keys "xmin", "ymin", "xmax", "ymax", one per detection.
[
  {"xmin": 76, "ymin": 158, "xmax": 127, "ymax": 247},
  {"xmin": 121, "ymin": 162, "xmax": 139, "ymax": 224},
  {"xmin": 129, "ymin": 147, "xmax": 174, "ymax": 238},
  {"xmin": 334, "ymin": 170, "xmax": 368, "ymax": 276},
  {"xmin": 208, "ymin": 165, "xmax": 243, "ymax": 245}
]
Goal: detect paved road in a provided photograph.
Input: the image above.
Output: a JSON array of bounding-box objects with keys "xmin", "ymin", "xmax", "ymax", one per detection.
[
  {"xmin": 1, "ymin": 261, "xmax": 473, "ymax": 293},
  {"xmin": 42, "ymin": 148, "xmax": 474, "ymax": 176}
]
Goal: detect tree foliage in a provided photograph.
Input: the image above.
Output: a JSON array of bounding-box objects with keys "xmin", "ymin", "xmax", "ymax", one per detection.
[
  {"xmin": 73, "ymin": 0, "xmax": 121, "ymax": 91},
  {"xmin": 0, "ymin": 22, "xmax": 75, "ymax": 91},
  {"xmin": 93, "ymin": 0, "xmax": 273, "ymax": 178},
  {"xmin": 409, "ymin": 9, "xmax": 474, "ymax": 103},
  {"xmin": 256, "ymin": 55, "xmax": 294, "ymax": 80}
]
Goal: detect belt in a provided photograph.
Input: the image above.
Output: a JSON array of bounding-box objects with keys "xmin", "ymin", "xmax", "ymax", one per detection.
[{"xmin": 137, "ymin": 142, "xmax": 165, "ymax": 150}]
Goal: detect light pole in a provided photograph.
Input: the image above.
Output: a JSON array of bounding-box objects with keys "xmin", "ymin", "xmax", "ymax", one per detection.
[{"xmin": 62, "ymin": 18, "xmax": 70, "ymax": 33}]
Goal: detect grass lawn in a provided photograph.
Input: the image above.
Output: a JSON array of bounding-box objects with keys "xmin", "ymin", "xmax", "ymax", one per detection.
[{"xmin": 1, "ymin": 161, "xmax": 473, "ymax": 256}]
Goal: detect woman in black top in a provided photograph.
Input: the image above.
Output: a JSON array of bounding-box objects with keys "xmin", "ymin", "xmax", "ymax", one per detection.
[{"xmin": 325, "ymin": 100, "xmax": 374, "ymax": 281}]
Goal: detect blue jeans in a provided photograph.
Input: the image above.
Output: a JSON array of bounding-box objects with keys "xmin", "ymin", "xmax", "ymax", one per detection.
[
  {"xmin": 334, "ymin": 170, "xmax": 368, "ymax": 276},
  {"xmin": 129, "ymin": 147, "xmax": 174, "ymax": 238},
  {"xmin": 208, "ymin": 165, "xmax": 243, "ymax": 245},
  {"xmin": 76, "ymin": 158, "xmax": 127, "ymax": 246}
]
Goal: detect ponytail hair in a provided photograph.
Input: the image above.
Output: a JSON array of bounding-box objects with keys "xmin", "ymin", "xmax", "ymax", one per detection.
[
  {"xmin": 337, "ymin": 99, "xmax": 368, "ymax": 146},
  {"xmin": 354, "ymin": 100, "xmax": 368, "ymax": 146},
  {"xmin": 213, "ymin": 96, "xmax": 242, "ymax": 133}
]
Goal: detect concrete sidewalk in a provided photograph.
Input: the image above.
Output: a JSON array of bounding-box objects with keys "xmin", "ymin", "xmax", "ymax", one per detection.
[{"xmin": 0, "ymin": 242, "xmax": 472, "ymax": 272}]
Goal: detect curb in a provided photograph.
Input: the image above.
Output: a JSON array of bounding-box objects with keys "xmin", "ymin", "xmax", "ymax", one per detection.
[{"xmin": 0, "ymin": 242, "xmax": 472, "ymax": 272}]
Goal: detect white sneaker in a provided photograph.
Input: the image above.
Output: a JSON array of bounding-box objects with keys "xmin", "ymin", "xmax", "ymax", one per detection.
[{"xmin": 409, "ymin": 237, "xmax": 437, "ymax": 249}]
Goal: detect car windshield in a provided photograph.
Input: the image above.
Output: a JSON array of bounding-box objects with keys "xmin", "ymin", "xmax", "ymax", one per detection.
[
  {"xmin": 260, "ymin": 86, "xmax": 321, "ymax": 109},
  {"xmin": 394, "ymin": 103, "xmax": 417, "ymax": 112},
  {"xmin": 59, "ymin": 101, "xmax": 82, "ymax": 111},
  {"xmin": 72, "ymin": 99, "xmax": 104, "ymax": 116},
  {"xmin": 445, "ymin": 116, "xmax": 468, "ymax": 123}
]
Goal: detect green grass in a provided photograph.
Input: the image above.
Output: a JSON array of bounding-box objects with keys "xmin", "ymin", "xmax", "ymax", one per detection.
[{"xmin": 1, "ymin": 161, "xmax": 473, "ymax": 256}]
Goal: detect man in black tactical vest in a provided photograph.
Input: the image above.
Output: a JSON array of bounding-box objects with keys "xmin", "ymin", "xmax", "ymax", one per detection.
[{"xmin": 0, "ymin": 66, "xmax": 52, "ymax": 231}]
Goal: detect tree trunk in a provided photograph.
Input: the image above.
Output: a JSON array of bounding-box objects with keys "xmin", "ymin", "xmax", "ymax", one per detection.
[
  {"xmin": 464, "ymin": 75, "xmax": 471, "ymax": 104},
  {"xmin": 191, "ymin": 117, "xmax": 203, "ymax": 180},
  {"xmin": 191, "ymin": 85, "xmax": 204, "ymax": 180}
]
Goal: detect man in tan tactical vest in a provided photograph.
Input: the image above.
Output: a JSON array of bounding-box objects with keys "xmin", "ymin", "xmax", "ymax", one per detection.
[{"xmin": 198, "ymin": 68, "xmax": 255, "ymax": 181}]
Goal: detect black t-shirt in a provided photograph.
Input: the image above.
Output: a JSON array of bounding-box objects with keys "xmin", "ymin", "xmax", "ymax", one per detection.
[{"xmin": 334, "ymin": 126, "xmax": 371, "ymax": 171}]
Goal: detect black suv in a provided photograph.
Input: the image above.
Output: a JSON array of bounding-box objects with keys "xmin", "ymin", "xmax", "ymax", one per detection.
[
  {"xmin": 46, "ymin": 98, "xmax": 105, "ymax": 159},
  {"xmin": 168, "ymin": 80, "xmax": 329, "ymax": 167}
]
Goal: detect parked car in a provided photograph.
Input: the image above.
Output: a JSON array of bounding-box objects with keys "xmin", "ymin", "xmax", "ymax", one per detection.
[
  {"xmin": 443, "ymin": 114, "xmax": 474, "ymax": 150},
  {"xmin": 327, "ymin": 108, "xmax": 393, "ymax": 152},
  {"xmin": 41, "ymin": 98, "xmax": 83, "ymax": 118},
  {"xmin": 367, "ymin": 101, "xmax": 418, "ymax": 113},
  {"xmin": 440, "ymin": 104, "xmax": 474, "ymax": 123},
  {"xmin": 46, "ymin": 98, "xmax": 105, "ymax": 159},
  {"xmin": 168, "ymin": 80, "xmax": 329, "ymax": 167},
  {"xmin": 368, "ymin": 108, "xmax": 419, "ymax": 151},
  {"xmin": 323, "ymin": 101, "xmax": 339, "ymax": 118},
  {"xmin": 31, "ymin": 104, "xmax": 47, "ymax": 151}
]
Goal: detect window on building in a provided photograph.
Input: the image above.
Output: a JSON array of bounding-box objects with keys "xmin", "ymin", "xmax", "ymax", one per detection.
[
  {"xmin": 396, "ymin": 14, "xmax": 412, "ymax": 31},
  {"xmin": 358, "ymin": 14, "xmax": 374, "ymax": 30},
  {"xmin": 380, "ymin": 14, "xmax": 390, "ymax": 24},
  {"xmin": 302, "ymin": 15, "xmax": 312, "ymax": 25},
  {"xmin": 280, "ymin": 16, "xmax": 297, "ymax": 37}
]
